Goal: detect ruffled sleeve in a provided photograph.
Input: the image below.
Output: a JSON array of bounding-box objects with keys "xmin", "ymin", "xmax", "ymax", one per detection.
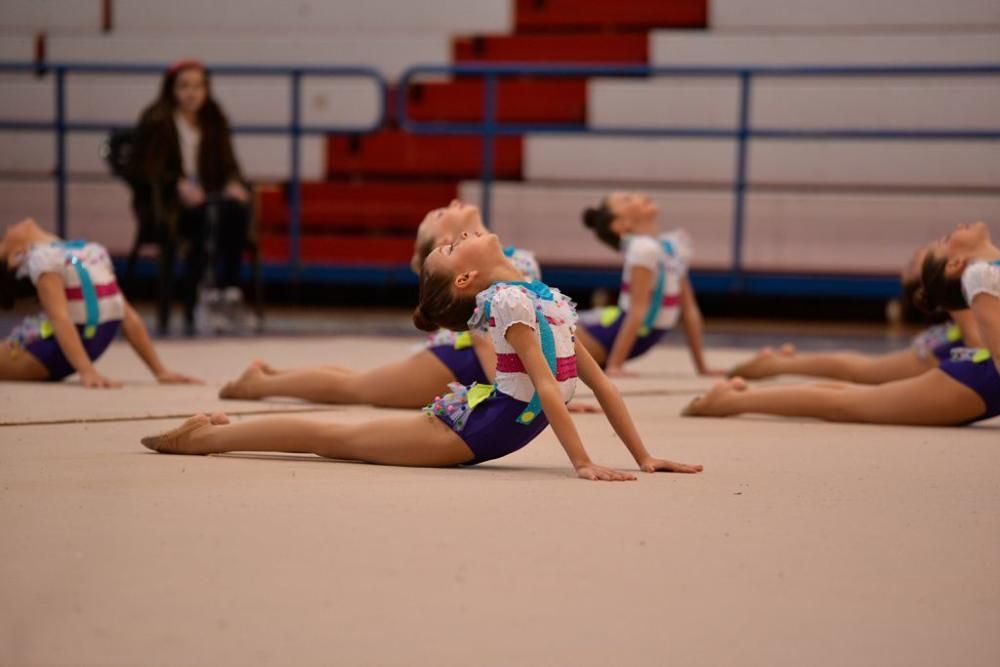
[
  {"xmin": 962, "ymin": 262, "xmax": 1000, "ymax": 303},
  {"xmin": 624, "ymin": 235, "xmax": 661, "ymax": 272},
  {"xmin": 17, "ymin": 243, "xmax": 66, "ymax": 285},
  {"xmin": 489, "ymin": 286, "xmax": 537, "ymax": 340},
  {"xmin": 547, "ymin": 288, "xmax": 579, "ymax": 333}
]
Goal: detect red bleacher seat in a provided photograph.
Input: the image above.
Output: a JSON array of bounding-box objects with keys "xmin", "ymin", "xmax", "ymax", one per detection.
[
  {"xmin": 259, "ymin": 233, "xmax": 417, "ymax": 265},
  {"xmin": 404, "ymin": 79, "xmax": 587, "ymax": 123},
  {"xmin": 454, "ymin": 34, "xmax": 648, "ymax": 63},
  {"xmin": 515, "ymin": 0, "xmax": 707, "ymax": 32},
  {"xmin": 327, "ymin": 129, "xmax": 522, "ymax": 179},
  {"xmin": 257, "ymin": 182, "xmax": 458, "ymax": 232}
]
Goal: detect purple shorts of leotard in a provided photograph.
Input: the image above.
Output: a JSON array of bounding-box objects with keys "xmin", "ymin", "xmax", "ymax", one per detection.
[
  {"xmin": 931, "ymin": 340, "xmax": 963, "ymax": 362},
  {"xmin": 430, "ymin": 390, "xmax": 550, "ymax": 465},
  {"xmin": 427, "ymin": 344, "xmax": 490, "ymax": 386},
  {"xmin": 22, "ymin": 320, "xmax": 121, "ymax": 381},
  {"xmin": 581, "ymin": 308, "xmax": 666, "ymax": 366},
  {"xmin": 938, "ymin": 355, "xmax": 1000, "ymax": 423}
]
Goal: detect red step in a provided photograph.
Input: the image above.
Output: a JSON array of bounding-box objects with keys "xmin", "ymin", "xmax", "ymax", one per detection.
[
  {"xmin": 257, "ymin": 181, "xmax": 457, "ymax": 231},
  {"xmin": 259, "ymin": 233, "xmax": 416, "ymax": 265},
  {"xmin": 515, "ymin": 0, "xmax": 707, "ymax": 32},
  {"xmin": 327, "ymin": 129, "xmax": 522, "ymax": 179},
  {"xmin": 405, "ymin": 79, "xmax": 587, "ymax": 123},
  {"xmin": 454, "ymin": 33, "xmax": 648, "ymax": 64}
]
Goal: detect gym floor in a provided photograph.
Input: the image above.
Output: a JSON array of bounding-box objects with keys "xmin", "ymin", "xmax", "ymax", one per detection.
[{"xmin": 1, "ymin": 315, "xmax": 997, "ymax": 666}]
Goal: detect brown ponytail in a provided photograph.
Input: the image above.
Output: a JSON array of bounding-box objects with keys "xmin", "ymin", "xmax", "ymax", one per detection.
[
  {"xmin": 917, "ymin": 252, "xmax": 967, "ymax": 313},
  {"xmin": 582, "ymin": 200, "xmax": 621, "ymax": 250},
  {"xmin": 414, "ymin": 263, "xmax": 479, "ymax": 332},
  {"xmin": 412, "ymin": 304, "xmax": 438, "ymax": 332},
  {"xmin": 0, "ymin": 258, "xmax": 30, "ymax": 310}
]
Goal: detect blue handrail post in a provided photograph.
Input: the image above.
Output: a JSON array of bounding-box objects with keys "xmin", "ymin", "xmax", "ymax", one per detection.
[
  {"xmin": 731, "ymin": 71, "xmax": 752, "ymax": 291},
  {"xmin": 289, "ymin": 69, "xmax": 303, "ymax": 274},
  {"xmin": 480, "ymin": 73, "xmax": 498, "ymax": 227},
  {"xmin": 54, "ymin": 66, "xmax": 67, "ymax": 238}
]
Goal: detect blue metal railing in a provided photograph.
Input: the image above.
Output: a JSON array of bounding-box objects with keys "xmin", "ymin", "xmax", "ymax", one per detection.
[
  {"xmin": 0, "ymin": 61, "xmax": 388, "ymax": 270},
  {"xmin": 398, "ymin": 63, "xmax": 1000, "ymax": 291}
]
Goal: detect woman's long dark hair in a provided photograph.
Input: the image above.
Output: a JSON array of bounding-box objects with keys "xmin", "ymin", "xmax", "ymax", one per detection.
[{"xmin": 134, "ymin": 61, "xmax": 240, "ymax": 192}]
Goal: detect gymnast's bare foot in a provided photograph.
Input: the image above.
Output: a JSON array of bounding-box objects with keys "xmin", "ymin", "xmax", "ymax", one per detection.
[
  {"xmin": 250, "ymin": 359, "xmax": 280, "ymax": 375},
  {"xmin": 682, "ymin": 377, "xmax": 748, "ymax": 417},
  {"xmin": 141, "ymin": 412, "xmax": 230, "ymax": 455},
  {"xmin": 727, "ymin": 344, "xmax": 796, "ymax": 379},
  {"xmin": 219, "ymin": 363, "xmax": 269, "ymax": 399}
]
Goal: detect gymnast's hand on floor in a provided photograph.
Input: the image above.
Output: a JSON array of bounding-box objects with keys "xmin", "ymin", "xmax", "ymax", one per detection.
[
  {"xmin": 156, "ymin": 369, "xmax": 205, "ymax": 385},
  {"xmin": 79, "ymin": 367, "xmax": 122, "ymax": 389},
  {"xmin": 575, "ymin": 463, "xmax": 637, "ymax": 482},
  {"xmin": 639, "ymin": 457, "xmax": 703, "ymax": 474},
  {"xmin": 604, "ymin": 365, "xmax": 640, "ymax": 379}
]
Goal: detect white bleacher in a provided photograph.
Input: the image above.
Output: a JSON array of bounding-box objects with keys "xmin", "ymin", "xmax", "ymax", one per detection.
[
  {"xmin": 650, "ymin": 31, "xmax": 1000, "ymax": 67},
  {"xmin": 565, "ymin": 30, "xmax": 1000, "ymax": 187},
  {"xmin": 590, "ymin": 78, "xmax": 1000, "ymax": 131},
  {"xmin": 459, "ymin": 181, "xmax": 1000, "ymax": 274},
  {"xmin": 741, "ymin": 194, "xmax": 1000, "ymax": 273},
  {"xmin": 0, "ymin": 35, "xmax": 36, "ymax": 60},
  {"xmin": 750, "ymin": 141, "xmax": 1000, "ymax": 189},
  {"xmin": 526, "ymin": 137, "xmax": 734, "ymax": 185},
  {"xmin": 45, "ymin": 33, "xmax": 448, "ymax": 82},
  {"xmin": 526, "ymin": 136, "xmax": 1000, "ymax": 189},
  {"xmin": 113, "ymin": 0, "xmax": 511, "ymax": 34},
  {"xmin": 710, "ymin": 0, "xmax": 1000, "ymax": 30},
  {"xmin": 0, "ymin": 1, "xmax": 100, "ymax": 31},
  {"xmin": 0, "ymin": 180, "xmax": 132, "ymax": 254},
  {"xmin": 749, "ymin": 78, "xmax": 1000, "ymax": 130}
]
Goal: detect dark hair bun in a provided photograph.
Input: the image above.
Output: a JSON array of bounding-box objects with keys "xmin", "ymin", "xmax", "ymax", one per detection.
[
  {"xmin": 412, "ymin": 306, "xmax": 438, "ymax": 332},
  {"xmin": 580, "ymin": 201, "xmax": 621, "ymax": 251}
]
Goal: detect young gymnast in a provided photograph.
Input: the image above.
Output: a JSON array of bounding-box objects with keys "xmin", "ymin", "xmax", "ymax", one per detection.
[
  {"xmin": 577, "ymin": 192, "xmax": 720, "ymax": 377},
  {"xmin": 216, "ymin": 201, "xmax": 603, "ymax": 412},
  {"xmin": 728, "ymin": 249, "xmax": 982, "ymax": 384},
  {"xmin": 142, "ymin": 229, "xmax": 702, "ymax": 481},
  {"xmin": 0, "ymin": 218, "xmax": 200, "ymax": 387},
  {"xmin": 683, "ymin": 225, "xmax": 1000, "ymax": 426},
  {"xmin": 917, "ymin": 220, "xmax": 1000, "ymax": 374}
]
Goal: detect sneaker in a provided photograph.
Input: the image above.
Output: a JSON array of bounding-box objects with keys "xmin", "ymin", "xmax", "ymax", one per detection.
[
  {"xmin": 221, "ymin": 287, "xmax": 246, "ymax": 334},
  {"xmin": 194, "ymin": 288, "xmax": 224, "ymax": 335}
]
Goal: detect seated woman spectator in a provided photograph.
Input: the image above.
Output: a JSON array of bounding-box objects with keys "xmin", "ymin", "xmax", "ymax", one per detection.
[{"xmin": 132, "ymin": 59, "xmax": 250, "ymax": 335}]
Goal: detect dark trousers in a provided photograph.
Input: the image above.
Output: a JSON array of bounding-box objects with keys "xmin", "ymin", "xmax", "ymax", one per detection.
[{"xmin": 172, "ymin": 197, "xmax": 249, "ymax": 327}]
